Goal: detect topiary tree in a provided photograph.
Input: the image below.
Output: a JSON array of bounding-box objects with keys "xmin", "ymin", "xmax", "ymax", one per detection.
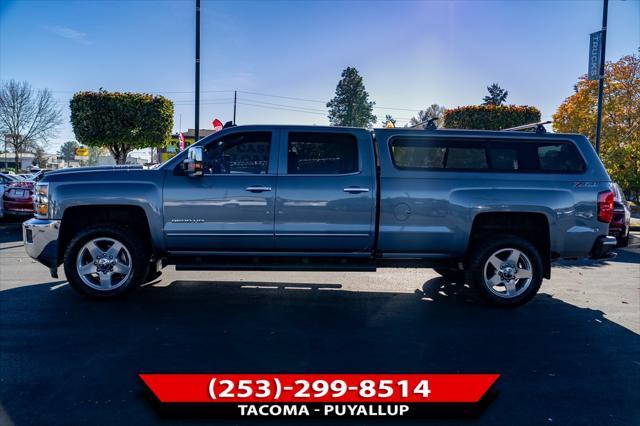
[
  {"xmin": 444, "ymin": 105, "xmax": 541, "ymax": 130},
  {"xmin": 70, "ymin": 90, "xmax": 174, "ymax": 164}
]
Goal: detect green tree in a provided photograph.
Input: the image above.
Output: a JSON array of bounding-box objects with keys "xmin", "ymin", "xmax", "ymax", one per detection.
[
  {"xmin": 408, "ymin": 104, "xmax": 446, "ymax": 128},
  {"xmin": 553, "ymin": 52, "xmax": 640, "ymax": 195},
  {"xmin": 482, "ymin": 83, "xmax": 508, "ymax": 106},
  {"xmin": 327, "ymin": 67, "xmax": 376, "ymax": 128},
  {"xmin": 70, "ymin": 90, "xmax": 174, "ymax": 164},
  {"xmin": 382, "ymin": 114, "xmax": 396, "ymax": 127},
  {"xmin": 32, "ymin": 146, "xmax": 47, "ymax": 168},
  {"xmin": 58, "ymin": 140, "xmax": 79, "ymax": 162}
]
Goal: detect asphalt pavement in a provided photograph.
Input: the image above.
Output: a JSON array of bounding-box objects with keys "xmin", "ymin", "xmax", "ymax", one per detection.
[{"xmin": 1, "ymin": 222, "xmax": 639, "ymax": 426}]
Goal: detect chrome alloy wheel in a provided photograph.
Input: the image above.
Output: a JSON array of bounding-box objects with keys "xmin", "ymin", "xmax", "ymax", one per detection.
[
  {"xmin": 482, "ymin": 248, "xmax": 533, "ymax": 299},
  {"xmin": 75, "ymin": 238, "xmax": 132, "ymax": 291}
]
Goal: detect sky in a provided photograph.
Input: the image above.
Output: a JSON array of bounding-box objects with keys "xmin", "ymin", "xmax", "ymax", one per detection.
[{"xmin": 1, "ymin": 0, "xmax": 639, "ymax": 158}]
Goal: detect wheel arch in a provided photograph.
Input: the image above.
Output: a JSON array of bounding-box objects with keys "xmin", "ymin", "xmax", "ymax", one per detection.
[
  {"xmin": 467, "ymin": 212, "xmax": 551, "ymax": 279},
  {"xmin": 57, "ymin": 205, "xmax": 154, "ymax": 265}
]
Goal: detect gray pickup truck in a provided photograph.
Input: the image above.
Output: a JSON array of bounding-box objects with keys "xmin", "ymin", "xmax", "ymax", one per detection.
[{"xmin": 23, "ymin": 125, "xmax": 617, "ymax": 307}]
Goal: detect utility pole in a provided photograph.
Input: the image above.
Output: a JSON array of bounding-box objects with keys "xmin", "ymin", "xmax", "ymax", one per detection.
[
  {"xmin": 594, "ymin": 0, "xmax": 608, "ymax": 155},
  {"xmin": 194, "ymin": 0, "xmax": 201, "ymax": 141},
  {"xmin": 233, "ymin": 90, "xmax": 237, "ymax": 124}
]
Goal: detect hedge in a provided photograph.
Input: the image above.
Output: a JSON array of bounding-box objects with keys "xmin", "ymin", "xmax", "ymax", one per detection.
[{"xmin": 443, "ymin": 105, "xmax": 541, "ymax": 130}]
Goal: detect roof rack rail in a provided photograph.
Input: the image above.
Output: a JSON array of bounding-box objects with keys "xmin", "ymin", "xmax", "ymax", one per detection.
[
  {"xmin": 502, "ymin": 121, "xmax": 551, "ymax": 134},
  {"xmin": 409, "ymin": 117, "xmax": 439, "ymax": 130}
]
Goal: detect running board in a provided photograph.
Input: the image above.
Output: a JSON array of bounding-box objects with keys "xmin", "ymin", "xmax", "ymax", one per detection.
[
  {"xmin": 175, "ymin": 264, "xmax": 376, "ymax": 272},
  {"xmin": 170, "ymin": 254, "xmax": 377, "ymax": 272}
]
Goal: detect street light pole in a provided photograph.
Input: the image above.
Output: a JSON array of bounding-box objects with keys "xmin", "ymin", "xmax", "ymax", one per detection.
[
  {"xmin": 594, "ymin": 0, "xmax": 608, "ymax": 155},
  {"xmin": 195, "ymin": 0, "xmax": 201, "ymax": 141},
  {"xmin": 233, "ymin": 90, "xmax": 237, "ymax": 124}
]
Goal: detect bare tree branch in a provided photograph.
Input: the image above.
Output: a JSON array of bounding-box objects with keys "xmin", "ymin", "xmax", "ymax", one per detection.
[{"xmin": 0, "ymin": 80, "xmax": 62, "ymax": 170}]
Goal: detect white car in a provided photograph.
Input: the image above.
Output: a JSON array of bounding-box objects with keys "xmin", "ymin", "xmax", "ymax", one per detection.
[{"xmin": 0, "ymin": 173, "xmax": 20, "ymax": 218}]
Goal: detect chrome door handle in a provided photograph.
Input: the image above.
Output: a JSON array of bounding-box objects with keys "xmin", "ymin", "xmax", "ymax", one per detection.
[
  {"xmin": 245, "ymin": 186, "xmax": 272, "ymax": 192},
  {"xmin": 343, "ymin": 187, "xmax": 370, "ymax": 193}
]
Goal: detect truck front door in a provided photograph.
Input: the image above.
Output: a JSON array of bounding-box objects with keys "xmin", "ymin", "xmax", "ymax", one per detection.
[
  {"xmin": 274, "ymin": 129, "xmax": 376, "ymax": 252},
  {"xmin": 163, "ymin": 130, "xmax": 278, "ymax": 251}
]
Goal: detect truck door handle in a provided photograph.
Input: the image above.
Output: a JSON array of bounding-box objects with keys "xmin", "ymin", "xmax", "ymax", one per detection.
[
  {"xmin": 343, "ymin": 187, "xmax": 370, "ymax": 193},
  {"xmin": 245, "ymin": 186, "xmax": 272, "ymax": 192}
]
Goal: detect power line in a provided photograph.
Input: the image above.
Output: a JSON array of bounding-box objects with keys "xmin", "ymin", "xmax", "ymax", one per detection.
[{"xmin": 237, "ymin": 101, "xmax": 327, "ymax": 116}]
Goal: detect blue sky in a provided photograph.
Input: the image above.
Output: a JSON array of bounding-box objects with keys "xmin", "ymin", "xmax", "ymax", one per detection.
[{"xmin": 1, "ymin": 0, "xmax": 639, "ymax": 155}]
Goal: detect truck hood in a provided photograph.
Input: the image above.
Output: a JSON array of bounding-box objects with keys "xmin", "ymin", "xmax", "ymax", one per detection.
[
  {"xmin": 46, "ymin": 165, "xmax": 145, "ymax": 175},
  {"xmin": 42, "ymin": 165, "xmax": 156, "ymax": 184}
]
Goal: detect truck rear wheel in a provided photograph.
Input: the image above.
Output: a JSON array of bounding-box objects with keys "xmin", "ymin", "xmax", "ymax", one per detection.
[
  {"xmin": 467, "ymin": 235, "xmax": 543, "ymax": 307},
  {"xmin": 63, "ymin": 224, "xmax": 149, "ymax": 298}
]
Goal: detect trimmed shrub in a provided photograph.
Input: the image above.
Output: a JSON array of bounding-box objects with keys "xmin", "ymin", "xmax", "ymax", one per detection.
[
  {"xmin": 70, "ymin": 91, "xmax": 173, "ymax": 164},
  {"xmin": 443, "ymin": 105, "xmax": 541, "ymax": 130}
]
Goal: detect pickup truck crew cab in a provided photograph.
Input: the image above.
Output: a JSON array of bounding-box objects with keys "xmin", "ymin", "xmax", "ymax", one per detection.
[{"xmin": 23, "ymin": 125, "xmax": 617, "ymax": 307}]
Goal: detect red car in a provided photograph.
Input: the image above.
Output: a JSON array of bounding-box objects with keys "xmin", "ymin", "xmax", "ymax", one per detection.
[
  {"xmin": 609, "ymin": 183, "xmax": 631, "ymax": 247},
  {"xmin": 2, "ymin": 170, "xmax": 48, "ymax": 218}
]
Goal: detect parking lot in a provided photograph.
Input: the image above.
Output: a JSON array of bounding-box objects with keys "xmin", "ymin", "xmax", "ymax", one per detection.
[{"xmin": 0, "ymin": 221, "xmax": 639, "ymax": 425}]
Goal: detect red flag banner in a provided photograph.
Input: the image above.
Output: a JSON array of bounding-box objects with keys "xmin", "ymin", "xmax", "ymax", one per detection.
[{"xmin": 140, "ymin": 373, "xmax": 499, "ymax": 404}]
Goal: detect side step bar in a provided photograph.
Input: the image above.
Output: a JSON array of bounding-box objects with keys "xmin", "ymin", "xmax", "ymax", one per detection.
[{"xmin": 175, "ymin": 264, "xmax": 376, "ymax": 272}]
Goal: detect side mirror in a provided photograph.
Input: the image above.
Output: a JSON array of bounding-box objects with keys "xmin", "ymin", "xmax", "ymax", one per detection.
[{"xmin": 184, "ymin": 146, "xmax": 204, "ymax": 177}]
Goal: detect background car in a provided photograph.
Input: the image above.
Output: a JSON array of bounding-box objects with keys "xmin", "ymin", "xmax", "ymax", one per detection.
[
  {"xmin": 0, "ymin": 172, "xmax": 20, "ymax": 219},
  {"xmin": 609, "ymin": 183, "xmax": 631, "ymax": 247},
  {"xmin": 1, "ymin": 170, "xmax": 48, "ymax": 218}
]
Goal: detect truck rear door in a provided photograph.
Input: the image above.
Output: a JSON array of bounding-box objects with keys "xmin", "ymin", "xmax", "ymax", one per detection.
[{"xmin": 274, "ymin": 128, "xmax": 376, "ymax": 252}]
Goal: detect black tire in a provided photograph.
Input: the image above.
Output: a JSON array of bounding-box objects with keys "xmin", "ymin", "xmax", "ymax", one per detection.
[
  {"xmin": 433, "ymin": 267, "xmax": 465, "ymax": 282},
  {"xmin": 466, "ymin": 235, "xmax": 543, "ymax": 308},
  {"xmin": 617, "ymin": 229, "xmax": 629, "ymax": 248},
  {"xmin": 63, "ymin": 224, "xmax": 149, "ymax": 298}
]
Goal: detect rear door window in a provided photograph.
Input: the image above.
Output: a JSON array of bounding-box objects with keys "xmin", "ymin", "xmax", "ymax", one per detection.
[{"xmin": 288, "ymin": 132, "xmax": 359, "ymax": 174}]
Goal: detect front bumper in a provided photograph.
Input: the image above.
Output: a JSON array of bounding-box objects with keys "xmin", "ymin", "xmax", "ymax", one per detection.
[
  {"xmin": 23, "ymin": 219, "xmax": 61, "ymax": 269},
  {"xmin": 589, "ymin": 235, "xmax": 617, "ymax": 259}
]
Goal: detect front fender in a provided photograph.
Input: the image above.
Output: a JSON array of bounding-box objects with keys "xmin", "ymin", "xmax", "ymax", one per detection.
[{"xmin": 50, "ymin": 180, "xmax": 165, "ymax": 251}]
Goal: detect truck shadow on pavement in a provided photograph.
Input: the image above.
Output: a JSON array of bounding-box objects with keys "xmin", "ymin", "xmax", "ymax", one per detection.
[{"xmin": 1, "ymin": 273, "xmax": 639, "ymax": 426}]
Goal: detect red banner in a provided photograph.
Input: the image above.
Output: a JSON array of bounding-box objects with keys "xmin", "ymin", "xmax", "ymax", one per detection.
[{"xmin": 140, "ymin": 373, "xmax": 499, "ymax": 404}]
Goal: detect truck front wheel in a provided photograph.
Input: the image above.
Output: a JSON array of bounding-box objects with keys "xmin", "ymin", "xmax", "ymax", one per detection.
[
  {"xmin": 63, "ymin": 224, "xmax": 149, "ymax": 298},
  {"xmin": 467, "ymin": 235, "xmax": 543, "ymax": 307}
]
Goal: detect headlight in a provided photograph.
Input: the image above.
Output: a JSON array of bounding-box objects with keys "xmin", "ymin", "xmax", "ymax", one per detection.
[{"xmin": 34, "ymin": 183, "xmax": 49, "ymax": 218}]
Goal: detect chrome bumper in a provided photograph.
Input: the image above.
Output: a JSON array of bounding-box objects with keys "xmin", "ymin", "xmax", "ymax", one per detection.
[{"xmin": 23, "ymin": 219, "xmax": 61, "ymax": 269}]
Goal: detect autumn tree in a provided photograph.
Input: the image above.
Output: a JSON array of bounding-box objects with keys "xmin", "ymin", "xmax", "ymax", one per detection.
[
  {"xmin": 70, "ymin": 90, "xmax": 173, "ymax": 164},
  {"xmin": 327, "ymin": 67, "xmax": 376, "ymax": 128},
  {"xmin": 553, "ymin": 53, "xmax": 639, "ymax": 195},
  {"xmin": 482, "ymin": 83, "xmax": 508, "ymax": 106}
]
